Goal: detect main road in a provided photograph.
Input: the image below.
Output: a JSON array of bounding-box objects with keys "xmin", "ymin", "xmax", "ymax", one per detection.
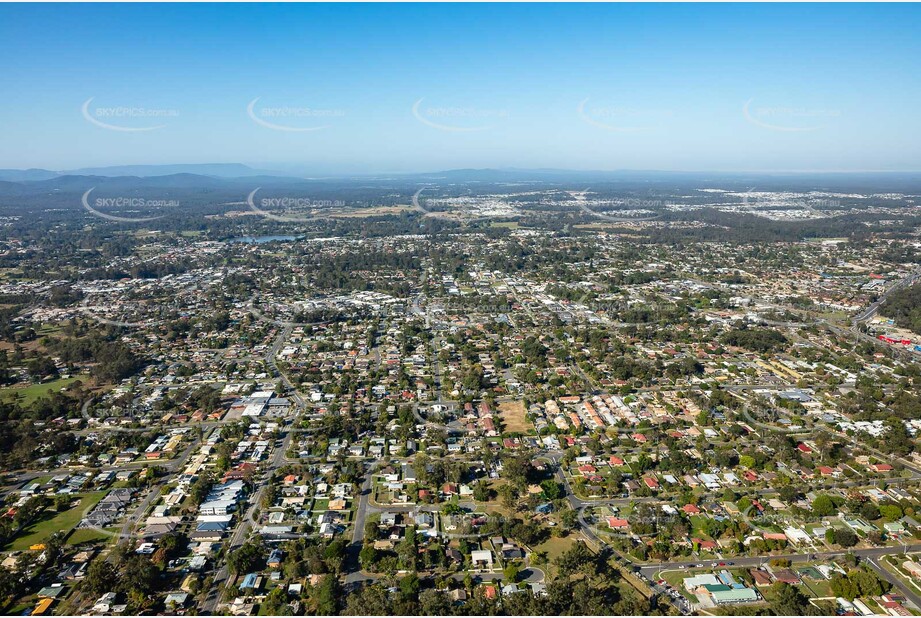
[{"xmin": 202, "ymin": 325, "xmax": 302, "ymax": 614}]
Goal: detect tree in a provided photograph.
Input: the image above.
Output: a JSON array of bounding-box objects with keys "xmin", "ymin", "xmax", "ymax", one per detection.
[
  {"xmin": 418, "ymin": 589, "xmax": 452, "ymax": 616},
  {"xmin": 314, "ymin": 575, "xmax": 339, "ymax": 615},
  {"xmin": 859, "ymin": 502, "xmax": 880, "ymax": 521},
  {"xmin": 779, "ymin": 485, "xmax": 801, "ymax": 504},
  {"xmin": 503, "ymin": 453, "xmax": 535, "ymax": 490},
  {"xmin": 261, "ymin": 587, "xmax": 292, "ymax": 616},
  {"xmin": 811, "ymin": 494, "xmax": 836, "ymax": 517},
  {"xmin": 359, "ymin": 544, "xmax": 378, "ymax": 571},
  {"xmin": 540, "ymin": 479, "xmax": 564, "ymax": 500},
  {"xmin": 84, "ymin": 559, "xmax": 118, "ymax": 597},
  {"xmin": 554, "ymin": 541, "xmax": 598, "ymax": 576},
  {"xmin": 119, "ymin": 555, "xmax": 159, "ymax": 597},
  {"xmin": 770, "ymin": 581, "xmax": 814, "ymax": 615},
  {"xmin": 848, "ymin": 567, "xmax": 889, "ymax": 597},
  {"xmin": 363, "ymin": 517, "xmax": 381, "ymax": 542},
  {"xmin": 473, "ymin": 482, "xmax": 492, "ymax": 502},
  {"xmin": 343, "ymin": 583, "xmax": 392, "ymax": 615},
  {"xmin": 560, "ymin": 508, "xmax": 578, "ymax": 531},
  {"xmin": 880, "ymin": 504, "xmax": 903, "ymax": 522},
  {"xmin": 830, "ymin": 573, "xmax": 859, "ymax": 601},
  {"xmin": 500, "ymin": 484, "xmax": 518, "ymax": 510},
  {"xmin": 227, "ymin": 540, "xmax": 264, "ymax": 575},
  {"xmin": 399, "ymin": 572, "xmax": 420, "ymax": 599},
  {"xmin": 832, "ymin": 528, "xmax": 858, "ymax": 548}
]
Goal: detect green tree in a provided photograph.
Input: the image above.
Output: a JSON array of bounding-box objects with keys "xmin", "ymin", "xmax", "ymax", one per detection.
[
  {"xmin": 399, "ymin": 572, "xmax": 420, "ymax": 598},
  {"xmin": 83, "ymin": 559, "xmax": 118, "ymax": 597},
  {"xmin": 811, "ymin": 494, "xmax": 836, "ymax": 517},
  {"xmin": 359, "ymin": 544, "xmax": 378, "ymax": 571},
  {"xmin": 832, "ymin": 528, "xmax": 858, "ymax": 548},
  {"xmin": 880, "ymin": 504, "xmax": 903, "ymax": 522}
]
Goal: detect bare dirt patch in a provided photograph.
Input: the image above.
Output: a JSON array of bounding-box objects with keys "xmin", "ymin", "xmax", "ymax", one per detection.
[{"xmin": 498, "ymin": 400, "xmax": 532, "ymax": 433}]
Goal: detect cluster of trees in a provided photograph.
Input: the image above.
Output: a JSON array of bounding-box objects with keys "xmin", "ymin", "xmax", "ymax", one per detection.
[
  {"xmin": 0, "ymin": 414, "xmax": 79, "ymax": 468},
  {"xmin": 0, "ymin": 495, "xmax": 50, "ymax": 548},
  {"xmin": 880, "ymin": 282, "xmax": 921, "ymax": 335},
  {"xmin": 308, "ymin": 251, "xmax": 420, "ymax": 296},
  {"xmin": 721, "ymin": 327, "xmax": 789, "ymax": 353},
  {"xmin": 82, "ymin": 553, "xmax": 162, "ymax": 613},
  {"xmin": 223, "ymin": 537, "xmax": 347, "ymax": 614},
  {"xmin": 829, "ymin": 566, "xmax": 890, "ymax": 601},
  {"xmin": 825, "ymin": 527, "xmax": 859, "ymax": 548},
  {"xmin": 49, "ymin": 333, "xmax": 144, "ymax": 382},
  {"xmin": 765, "ymin": 581, "xmax": 829, "ymax": 616},
  {"xmin": 343, "ymin": 541, "xmax": 655, "ymax": 616}
]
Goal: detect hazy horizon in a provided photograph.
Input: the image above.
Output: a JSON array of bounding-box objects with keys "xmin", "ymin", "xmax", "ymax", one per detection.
[{"xmin": 2, "ymin": 3, "xmax": 921, "ymax": 173}]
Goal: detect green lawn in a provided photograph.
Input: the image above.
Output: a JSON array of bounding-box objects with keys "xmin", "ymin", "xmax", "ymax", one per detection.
[
  {"xmin": 798, "ymin": 574, "xmax": 834, "ymax": 598},
  {"xmin": 880, "ymin": 555, "xmax": 921, "ymax": 598},
  {"xmin": 688, "ymin": 515, "xmax": 712, "ymax": 538},
  {"xmin": 533, "ymin": 535, "xmax": 578, "ymax": 577},
  {"xmin": 6, "ymin": 492, "xmax": 106, "ymax": 551},
  {"xmin": 0, "ymin": 375, "xmax": 90, "ymax": 406},
  {"xmin": 659, "ymin": 569, "xmax": 699, "ymax": 603},
  {"xmin": 67, "ymin": 526, "xmax": 117, "ymax": 546}
]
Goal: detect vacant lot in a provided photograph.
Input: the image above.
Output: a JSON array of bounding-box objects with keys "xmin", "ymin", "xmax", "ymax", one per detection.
[
  {"xmin": 7, "ymin": 492, "xmax": 106, "ymax": 551},
  {"xmin": 67, "ymin": 527, "xmax": 115, "ymax": 546},
  {"xmin": 498, "ymin": 400, "xmax": 531, "ymax": 434},
  {"xmin": 533, "ymin": 535, "xmax": 579, "ymax": 578},
  {"xmin": 0, "ymin": 375, "xmax": 90, "ymax": 406}
]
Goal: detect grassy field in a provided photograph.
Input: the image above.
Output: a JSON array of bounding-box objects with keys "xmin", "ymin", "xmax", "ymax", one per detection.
[
  {"xmin": 880, "ymin": 555, "xmax": 921, "ymax": 598},
  {"xmin": 688, "ymin": 515, "xmax": 713, "ymax": 539},
  {"xmin": 659, "ymin": 568, "xmax": 700, "ymax": 602},
  {"xmin": 533, "ymin": 534, "xmax": 579, "ymax": 578},
  {"xmin": 34, "ymin": 323, "xmax": 63, "ymax": 336},
  {"xmin": 67, "ymin": 526, "xmax": 116, "ymax": 546},
  {"xmin": 6, "ymin": 491, "xmax": 106, "ymax": 551},
  {"xmin": 498, "ymin": 400, "xmax": 532, "ymax": 434},
  {"xmin": 799, "ymin": 574, "xmax": 835, "ymax": 598},
  {"xmin": 0, "ymin": 374, "xmax": 90, "ymax": 405},
  {"xmin": 328, "ymin": 206, "xmax": 415, "ymax": 218}
]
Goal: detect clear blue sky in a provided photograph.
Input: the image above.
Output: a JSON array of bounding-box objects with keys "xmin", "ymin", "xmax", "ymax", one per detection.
[{"xmin": 1, "ymin": 3, "xmax": 920, "ymax": 173}]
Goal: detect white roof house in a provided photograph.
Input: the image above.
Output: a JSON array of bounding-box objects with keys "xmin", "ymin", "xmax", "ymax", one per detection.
[{"xmin": 471, "ymin": 549, "xmax": 493, "ymax": 565}]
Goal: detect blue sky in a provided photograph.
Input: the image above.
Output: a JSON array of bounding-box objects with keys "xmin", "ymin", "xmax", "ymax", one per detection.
[{"xmin": 1, "ymin": 3, "xmax": 920, "ymax": 173}]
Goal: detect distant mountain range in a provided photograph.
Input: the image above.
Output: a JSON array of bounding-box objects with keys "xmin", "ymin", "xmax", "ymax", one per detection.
[
  {"xmin": 1, "ymin": 164, "xmax": 920, "ymax": 193},
  {"xmin": 0, "ymin": 163, "xmax": 283, "ymax": 182}
]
